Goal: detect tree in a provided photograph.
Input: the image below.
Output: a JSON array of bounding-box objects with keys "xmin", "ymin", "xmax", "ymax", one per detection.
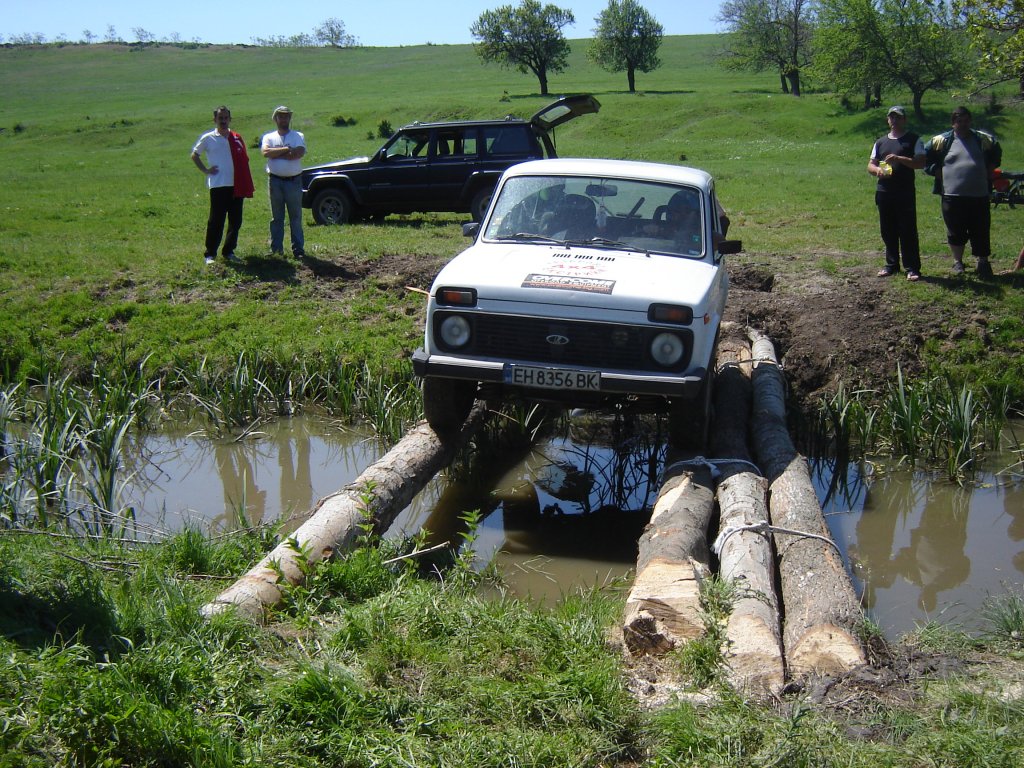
[
  {"xmin": 812, "ymin": 0, "xmax": 888, "ymax": 108},
  {"xmin": 717, "ymin": 0, "xmax": 816, "ymax": 95},
  {"xmin": 588, "ymin": 0, "xmax": 664, "ymax": 92},
  {"xmin": 314, "ymin": 17, "xmax": 359, "ymax": 48},
  {"xmin": 956, "ymin": 0, "xmax": 1024, "ymax": 96},
  {"xmin": 814, "ymin": 0, "xmax": 969, "ymax": 119},
  {"xmin": 471, "ymin": 0, "xmax": 574, "ymax": 96}
]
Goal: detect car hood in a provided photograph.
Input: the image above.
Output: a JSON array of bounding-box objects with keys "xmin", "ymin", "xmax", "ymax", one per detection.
[
  {"xmin": 433, "ymin": 243, "xmax": 722, "ymax": 312},
  {"xmin": 303, "ymin": 156, "xmax": 371, "ymax": 174}
]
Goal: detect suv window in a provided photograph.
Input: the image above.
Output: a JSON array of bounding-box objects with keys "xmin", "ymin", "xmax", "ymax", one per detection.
[
  {"xmin": 483, "ymin": 126, "xmax": 533, "ymax": 157},
  {"xmin": 385, "ymin": 130, "xmax": 430, "ymax": 160},
  {"xmin": 435, "ymin": 127, "xmax": 478, "ymax": 158}
]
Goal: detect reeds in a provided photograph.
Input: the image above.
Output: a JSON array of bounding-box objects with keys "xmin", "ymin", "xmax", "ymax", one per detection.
[
  {"xmin": 1, "ymin": 350, "xmax": 429, "ymax": 533},
  {"xmin": 815, "ymin": 365, "xmax": 1012, "ymax": 481}
]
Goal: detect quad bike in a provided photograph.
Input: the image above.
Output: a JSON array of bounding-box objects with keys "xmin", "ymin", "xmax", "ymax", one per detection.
[{"xmin": 991, "ymin": 168, "xmax": 1024, "ymax": 208}]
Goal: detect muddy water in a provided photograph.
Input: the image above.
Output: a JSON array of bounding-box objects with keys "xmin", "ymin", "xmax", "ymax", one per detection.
[
  {"xmin": 121, "ymin": 416, "xmax": 441, "ymax": 533},
  {"xmin": 119, "ymin": 414, "xmax": 1023, "ymax": 642}
]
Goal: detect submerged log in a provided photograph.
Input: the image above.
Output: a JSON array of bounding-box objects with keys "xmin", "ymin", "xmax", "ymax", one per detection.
[
  {"xmin": 746, "ymin": 328, "xmax": 866, "ymax": 677},
  {"xmin": 710, "ymin": 332, "xmax": 785, "ymax": 695},
  {"xmin": 201, "ymin": 404, "xmax": 489, "ymax": 622},
  {"xmin": 623, "ymin": 460, "xmax": 715, "ymax": 655}
]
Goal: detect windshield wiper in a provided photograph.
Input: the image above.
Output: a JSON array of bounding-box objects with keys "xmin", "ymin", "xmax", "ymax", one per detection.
[
  {"xmin": 493, "ymin": 232, "xmax": 563, "ymax": 244},
  {"xmin": 563, "ymin": 237, "xmax": 632, "ymax": 250}
]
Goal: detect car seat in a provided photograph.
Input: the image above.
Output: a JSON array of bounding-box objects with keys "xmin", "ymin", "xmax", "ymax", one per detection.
[{"xmin": 547, "ymin": 194, "xmax": 596, "ymax": 239}]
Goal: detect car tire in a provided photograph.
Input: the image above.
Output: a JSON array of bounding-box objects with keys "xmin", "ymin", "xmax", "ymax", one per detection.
[
  {"xmin": 423, "ymin": 377, "xmax": 476, "ymax": 434},
  {"xmin": 668, "ymin": 367, "xmax": 714, "ymax": 452},
  {"xmin": 311, "ymin": 188, "xmax": 353, "ymax": 225},
  {"xmin": 470, "ymin": 188, "xmax": 494, "ymax": 223}
]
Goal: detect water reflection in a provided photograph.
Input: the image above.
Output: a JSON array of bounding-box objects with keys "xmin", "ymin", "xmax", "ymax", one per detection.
[
  {"xmin": 819, "ymin": 454, "xmax": 1024, "ymax": 637},
  {"xmin": 104, "ymin": 412, "xmax": 1023, "ymax": 640},
  {"xmin": 122, "ymin": 415, "xmax": 435, "ymax": 533}
]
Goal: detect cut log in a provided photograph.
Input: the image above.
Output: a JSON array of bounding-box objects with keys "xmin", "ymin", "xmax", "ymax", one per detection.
[
  {"xmin": 746, "ymin": 328, "xmax": 866, "ymax": 677},
  {"xmin": 623, "ymin": 460, "xmax": 714, "ymax": 655},
  {"xmin": 201, "ymin": 404, "xmax": 489, "ymax": 622},
  {"xmin": 710, "ymin": 332, "xmax": 785, "ymax": 696}
]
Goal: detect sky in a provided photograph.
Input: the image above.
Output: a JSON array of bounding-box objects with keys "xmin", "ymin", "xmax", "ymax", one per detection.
[{"xmin": 8, "ymin": 1, "xmax": 726, "ymax": 47}]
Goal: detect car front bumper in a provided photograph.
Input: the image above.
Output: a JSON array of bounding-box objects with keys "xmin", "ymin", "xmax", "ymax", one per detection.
[{"xmin": 411, "ymin": 349, "xmax": 706, "ymax": 399}]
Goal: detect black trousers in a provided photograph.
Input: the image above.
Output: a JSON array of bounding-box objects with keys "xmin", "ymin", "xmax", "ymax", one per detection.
[
  {"xmin": 205, "ymin": 186, "xmax": 244, "ymax": 257},
  {"xmin": 940, "ymin": 194, "xmax": 991, "ymax": 259},
  {"xmin": 876, "ymin": 190, "xmax": 920, "ymax": 273}
]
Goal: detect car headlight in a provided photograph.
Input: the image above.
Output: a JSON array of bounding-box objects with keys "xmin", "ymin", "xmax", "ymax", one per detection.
[
  {"xmin": 439, "ymin": 315, "xmax": 472, "ymax": 348},
  {"xmin": 650, "ymin": 332, "xmax": 684, "ymax": 367}
]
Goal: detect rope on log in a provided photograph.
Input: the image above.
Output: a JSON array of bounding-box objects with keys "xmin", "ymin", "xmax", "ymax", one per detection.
[{"xmin": 200, "ymin": 403, "xmax": 490, "ymax": 622}]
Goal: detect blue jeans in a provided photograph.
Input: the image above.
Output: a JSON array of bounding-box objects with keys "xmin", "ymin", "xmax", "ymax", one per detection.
[{"xmin": 268, "ymin": 174, "xmax": 304, "ymax": 255}]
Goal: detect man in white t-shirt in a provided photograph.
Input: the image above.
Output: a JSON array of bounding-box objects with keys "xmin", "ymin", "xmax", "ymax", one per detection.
[
  {"xmin": 191, "ymin": 106, "xmax": 249, "ymax": 264},
  {"xmin": 261, "ymin": 106, "xmax": 307, "ymax": 257}
]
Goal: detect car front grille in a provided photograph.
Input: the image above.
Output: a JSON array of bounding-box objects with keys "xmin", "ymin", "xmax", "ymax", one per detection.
[{"xmin": 433, "ymin": 312, "xmax": 692, "ymax": 373}]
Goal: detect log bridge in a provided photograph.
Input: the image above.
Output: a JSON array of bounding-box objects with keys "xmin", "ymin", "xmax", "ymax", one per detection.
[
  {"xmin": 623, "ymin": 322, "xmax": 865, "ymax": 695},
  {"xmin": 202, "ymin": 323, "xmax": 865, "ymax": 696}
]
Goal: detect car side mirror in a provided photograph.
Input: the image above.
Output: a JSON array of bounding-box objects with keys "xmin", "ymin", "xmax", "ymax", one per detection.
[
  {"xmin": 462, "ymin": 222, "xmax": 480, "ymax": 238},
  {"xmin": 718, "ymin": 239, "xmax": 742, "ymax": 255}
]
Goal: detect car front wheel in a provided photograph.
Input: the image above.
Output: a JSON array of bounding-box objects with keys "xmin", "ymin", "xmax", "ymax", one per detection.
[
  {"xmin": 668, "ymin": 369, "xmax": 714, "ymax": 452},
  {"xmin": 423, "ymin": 377, "xmax": 476, "ymax": 434},
  {"xmin": 311, "ymin": 188, "xmax": 353, "ymax": 225}
]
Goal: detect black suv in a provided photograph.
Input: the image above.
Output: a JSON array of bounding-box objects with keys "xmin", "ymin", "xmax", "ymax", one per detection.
[{"xmin": 301, "ymin": 95, "xmax": 600, "ymax": 225}]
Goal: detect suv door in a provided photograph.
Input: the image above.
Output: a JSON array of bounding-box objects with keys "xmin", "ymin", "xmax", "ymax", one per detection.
[
  {"xmin": 429, "ymin": 126, "xmax": 481, "ymax": 210},
  {"xmin": 363, "ymin": 128, "xmax": 432, "ymax": 208}
]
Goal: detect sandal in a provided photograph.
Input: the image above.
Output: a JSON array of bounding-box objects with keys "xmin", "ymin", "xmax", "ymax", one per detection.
[
  {"xmin": 907, "ymin": 271, "xmax": 920, "ymax": 282},
  {"xmin": 877, "ymin": 268, "xmax": 896, "ymax": 277}
]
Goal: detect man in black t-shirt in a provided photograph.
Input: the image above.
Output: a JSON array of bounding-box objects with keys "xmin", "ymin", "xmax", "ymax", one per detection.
[{"xmin": 868, "ymin": 106, "xmax": 926, "ymax": 281}]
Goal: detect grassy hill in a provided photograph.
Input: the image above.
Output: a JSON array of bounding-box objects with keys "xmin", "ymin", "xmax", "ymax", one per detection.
[{"xmin": 1, "ymin": 38, "xmax": 1022, "ymax": 388}]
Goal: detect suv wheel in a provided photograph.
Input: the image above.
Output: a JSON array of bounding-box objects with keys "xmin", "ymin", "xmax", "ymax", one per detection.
[
  {"xmin": 423, "ymin": 377, "xmax": 476, "ymax": 434},
  {"xmin": 311, "ymin": 188, "xmax": 353, "ymax": 225},
  {"xmin": 470, "ymin": 188, "xmax": 494, "ymax": 223}
]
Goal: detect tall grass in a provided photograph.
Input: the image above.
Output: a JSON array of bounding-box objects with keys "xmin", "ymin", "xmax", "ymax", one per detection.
[{"xmin": 815, "ymin": 368, "xmax": 1012, "ymax": 480}]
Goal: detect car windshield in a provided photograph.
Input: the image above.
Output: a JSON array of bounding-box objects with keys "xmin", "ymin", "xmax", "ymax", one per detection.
[{"xmin": 483, "ymin": 175, "xmax": 705, "ymax": 257}]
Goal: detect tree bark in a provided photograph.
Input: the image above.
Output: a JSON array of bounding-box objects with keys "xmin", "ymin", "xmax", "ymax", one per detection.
[
  {"xmin": 747, "ymin": 328, "xmax": 865, "ymax": 678},
  {"xmin": 711, "ymin": 330, "xmax": 785, "ymax": 696},
  {"xmin": 201, "ymin": 405, "xmax": 489, "ymax": 622},
  {"xmin": 623, "ymin": 459, "xmax": 715, "ymax": 655}
]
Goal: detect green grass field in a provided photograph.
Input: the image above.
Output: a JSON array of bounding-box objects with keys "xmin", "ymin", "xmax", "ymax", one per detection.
[
  {"xmin": 3, "ymin": 38, "xmax": 1024, "ymax": 767},
  {"xmin": 2, "ymin": 37, "xmax": 1023, "ymax": 389}
]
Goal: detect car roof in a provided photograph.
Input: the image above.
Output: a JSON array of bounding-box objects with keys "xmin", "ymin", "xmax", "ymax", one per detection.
[{"xmin": 501, "ymin": 158, "xmax": 715, "ymax": 192}]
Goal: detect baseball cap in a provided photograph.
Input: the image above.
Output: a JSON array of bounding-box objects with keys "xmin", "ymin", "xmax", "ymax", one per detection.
[
  {"xmin": 887, "ymin": 105, "xmax": 906, "ymax": 117},
  {"xmin": 272, "ymin": 105, "xmax": 293, "ymax": 117}
]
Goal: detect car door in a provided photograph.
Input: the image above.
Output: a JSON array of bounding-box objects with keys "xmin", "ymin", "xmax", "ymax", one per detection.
[
  {"xmin": 363, "ymin": 128, "xmax": 432, "ymax": 209},
  {"xmin": 428, "ymin": 126, "xmax": 480, "ymax": 209}
]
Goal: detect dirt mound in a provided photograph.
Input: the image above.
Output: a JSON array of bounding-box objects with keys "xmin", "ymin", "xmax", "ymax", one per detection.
[{"xmin": 725, "ymin": 260, "xmax": 950, "ymax": 412}]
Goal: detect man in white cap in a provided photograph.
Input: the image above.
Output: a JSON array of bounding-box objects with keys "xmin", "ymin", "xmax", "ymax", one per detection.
[
  {"xmin": 868, "ymin": 105, "xmax": 925, "ymax": 281},
  {"xmin": 261, "ymin": 106, "xmax": 307, "ymax": 257}
]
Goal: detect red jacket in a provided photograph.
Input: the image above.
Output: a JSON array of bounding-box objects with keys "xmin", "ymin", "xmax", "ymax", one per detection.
[{"xmin": 229, "ymin": 131, "xmax": 254, "ymax": 198}]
